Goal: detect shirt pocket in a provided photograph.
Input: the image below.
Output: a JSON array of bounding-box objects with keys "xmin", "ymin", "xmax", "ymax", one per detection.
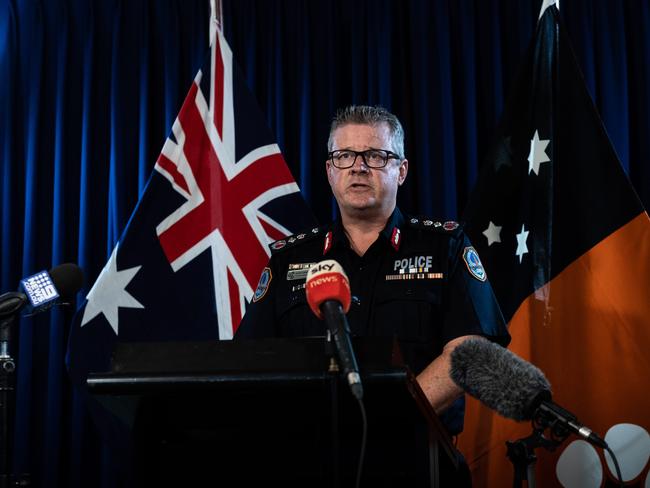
[
  {"xmin": 371, "ymin": 285, "xmax": 442, "ymax": 343},
  {"xmin": 371, "ymin": 285, "xmax": 443, "ymax": 374},
  {"xmin": 276, "ymin": 289, "xmax": 324, "ymax": 337}
]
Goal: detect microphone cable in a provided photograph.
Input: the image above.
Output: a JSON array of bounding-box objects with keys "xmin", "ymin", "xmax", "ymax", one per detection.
[
  {"xmin": 354, "ymin": 395, "xmax": 367, "ymax": 488},
  {"xmin": 604, "ymin": 444, "xmax": 624, "ymax": 488}
]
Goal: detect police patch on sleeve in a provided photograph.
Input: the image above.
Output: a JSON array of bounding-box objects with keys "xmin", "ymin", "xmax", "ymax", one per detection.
[
  {"xmin": 253, "ymin": 267, "xmax": 272, "ymax": 302},
  {"xmin": 463, "ymin": 247, "xmax": 487, "ymax": 282}
]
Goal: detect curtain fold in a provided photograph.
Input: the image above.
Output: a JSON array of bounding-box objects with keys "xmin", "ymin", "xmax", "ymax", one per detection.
[
  {"xmin": 0, "ymin": 0, "xmax": 18, "ymax": 290},
  {"xmin": 14, "ymin": 0, "xmax": 45, "ymax": 479},
  {"xmin": 2, "ymin": 1, "xmax": 209, "ymax": 485}
]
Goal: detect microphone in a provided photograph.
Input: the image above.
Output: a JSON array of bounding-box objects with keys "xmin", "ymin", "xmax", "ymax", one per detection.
[
  {"xmin": 449, "ymin": 338, "xmax": 607, "ymax": 448},
  {"xmin": 305, "ymin": 260, "xmax": 363, "ymax": 400},
  {"xmin": 0, "ymin": 263, "xmax": 84, "ymax": 318}
]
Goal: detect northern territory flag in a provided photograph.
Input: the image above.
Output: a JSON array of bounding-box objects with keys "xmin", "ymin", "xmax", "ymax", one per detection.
[{"xmin": 460, "ymin": 3, "xmax": 650, "ymax": 487}]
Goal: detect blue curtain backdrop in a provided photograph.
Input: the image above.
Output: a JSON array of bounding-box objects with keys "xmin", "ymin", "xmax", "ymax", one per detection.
[{"xmin": 0, "ymin": 0, "xmax": 648, "ymax": 486}]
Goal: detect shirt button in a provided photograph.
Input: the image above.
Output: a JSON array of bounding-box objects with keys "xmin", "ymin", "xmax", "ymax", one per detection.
[{"xmin": 351, "ymin": 296, "xmax": 361, "ymax": 306}]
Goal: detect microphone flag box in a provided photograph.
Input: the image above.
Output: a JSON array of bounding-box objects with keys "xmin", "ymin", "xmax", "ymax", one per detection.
[{"xmin": 20, "ymin": 271, "xmax": 59, "ymax": 308}]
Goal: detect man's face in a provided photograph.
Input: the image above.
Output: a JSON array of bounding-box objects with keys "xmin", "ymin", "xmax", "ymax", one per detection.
[{"xmin": 326, "ymin": 123, "xmax": 408, "ymax": 220}]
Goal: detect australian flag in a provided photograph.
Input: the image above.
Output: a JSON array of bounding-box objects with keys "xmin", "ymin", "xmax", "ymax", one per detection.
[{"xmin": 67, "ymin": 27, "xmax": 316, "ymax": 388}]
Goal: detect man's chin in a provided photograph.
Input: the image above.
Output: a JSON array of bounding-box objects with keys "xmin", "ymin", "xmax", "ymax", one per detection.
[
  {"xmin": 344, "ymin": 199, "xmax": 375, "ymax": 212},
  {"xmin": 342, "ymin": 191, "xmax": 375, "ymax": 204},
  {"xmin": 340, "ymin": 200, "xmax": 385, "ymax": 218}
]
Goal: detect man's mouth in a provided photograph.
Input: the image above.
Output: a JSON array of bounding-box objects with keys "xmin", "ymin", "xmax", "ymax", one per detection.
[{"xmin": 349, "ymin": 182, "xmax": 370, "ymax": 190}]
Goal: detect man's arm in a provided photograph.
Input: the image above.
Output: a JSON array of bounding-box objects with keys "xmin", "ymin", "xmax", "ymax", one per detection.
[{"xmin": 416, "ymin": 334, "xmax": 485, "ymax": 414}]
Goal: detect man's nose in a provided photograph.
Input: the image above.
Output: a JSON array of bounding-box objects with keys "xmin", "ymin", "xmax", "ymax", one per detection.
[{"xmin": 350, "ymin": 154, "xmax": 370, "ymax": 173}]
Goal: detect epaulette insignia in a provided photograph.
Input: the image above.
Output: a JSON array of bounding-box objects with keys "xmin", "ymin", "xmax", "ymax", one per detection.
[
  {"xmin": 408, "ymin": 217, "xmax": 441, "ymax": 228},
  {"xmin": 269, "ymin": 225, "xmax": 326, "ymax": 254},
  {"xmin": 443, "ymin": 221, "xmax": 459, "ymax": 231},
  {"xmin": 270, "ymin": 240, "xmax": 287, "ymax": 251},
  {"xmin": 408, "ymin": 217, "xmax": 461, "ymax": 233}
]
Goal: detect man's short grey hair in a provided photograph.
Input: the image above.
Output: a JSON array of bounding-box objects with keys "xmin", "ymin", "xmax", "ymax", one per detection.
[{"xmin": 327, "ymin": 105, "xmax": 405, "ymax": 159}]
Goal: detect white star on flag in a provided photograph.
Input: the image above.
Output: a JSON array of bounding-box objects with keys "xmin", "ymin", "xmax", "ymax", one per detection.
[
  {"xmin": 81, "ymin": 243, "xmax": 144, "ymax": 334},
  {"xmin": 515, "ymin": 224, "xmax": 530, "ymax": 263},
  {"xmin": 483, "ymin": 221, "xmax": 502, "ymax": 246},
  {"xmin": 528, "ymin": 130, "xmax": 551, "ymax": 175}
]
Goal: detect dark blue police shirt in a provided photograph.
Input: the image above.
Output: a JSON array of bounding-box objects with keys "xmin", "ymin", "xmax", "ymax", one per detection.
[{"xmin": 236, "ymin": 207, "xmax": 510, "ymax": 435}]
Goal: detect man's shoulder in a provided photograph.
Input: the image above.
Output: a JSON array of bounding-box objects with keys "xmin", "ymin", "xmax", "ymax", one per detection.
[{"xmin": 268, "ymin": 224, "xmax": 329, "ymax": 255}]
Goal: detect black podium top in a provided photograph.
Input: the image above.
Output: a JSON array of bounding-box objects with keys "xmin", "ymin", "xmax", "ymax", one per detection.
[
  {"xmin": 87, "ymin": 336, "xmax": 408, "ymax": 393},
  {"xmin": 87, "ymin": 336, "xmax": 460, "ymax": 487}
]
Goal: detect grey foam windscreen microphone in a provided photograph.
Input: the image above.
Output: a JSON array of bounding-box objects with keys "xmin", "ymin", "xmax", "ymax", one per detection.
[{"xmin": 449, "ymin": 337, "xmax": 550, "ymax": 421}]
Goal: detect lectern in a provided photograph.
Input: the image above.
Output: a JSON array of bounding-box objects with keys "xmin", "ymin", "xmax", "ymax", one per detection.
[{"xmin": 87, "ymin": 336, "xmax": 461, "ymax": 487}]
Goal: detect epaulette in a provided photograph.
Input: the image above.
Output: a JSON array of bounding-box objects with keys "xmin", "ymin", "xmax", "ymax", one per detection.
[
  {"xmin": 268, "ymin": 224, "xmax": 328, "ymax": 254},
  {"xmin": 407, "ymin": 216, "xmax": 464, "ymax": 235}
]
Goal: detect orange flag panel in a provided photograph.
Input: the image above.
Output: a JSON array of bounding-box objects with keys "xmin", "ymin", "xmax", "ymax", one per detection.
[{"xmin": 459, "ymin": 213, "xmax": 650, "ymax": 487}]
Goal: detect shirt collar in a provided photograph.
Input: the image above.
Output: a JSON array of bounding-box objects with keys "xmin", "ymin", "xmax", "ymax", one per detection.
[
  {"xmin": 330, "ymin": 207, "xmax": 405, "ymax": 252},
  {"xmin": 379, "ymin": 207, "xmax": 405, "ymax": 243}
]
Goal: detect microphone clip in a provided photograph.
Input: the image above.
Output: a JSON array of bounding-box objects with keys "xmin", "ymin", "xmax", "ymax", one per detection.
[
  {"xmin": 531, "ymin": 401, "xmax": 574, "ymax": 445},
  {"xmin": 325, "ymin": 330, "xmax": 340, "ymax": 374},
  {"xmin": 0, "ymin": 292, "xmax": 27, "ymax": 319}
]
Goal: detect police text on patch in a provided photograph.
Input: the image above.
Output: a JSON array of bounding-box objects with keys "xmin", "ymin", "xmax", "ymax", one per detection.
[{"xmin": 394, "ymin": 256, "xmax": 433, "ymax": 271}]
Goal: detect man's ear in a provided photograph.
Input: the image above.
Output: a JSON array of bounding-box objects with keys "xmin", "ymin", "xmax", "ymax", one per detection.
[
  {"xmin": 398, "ymin": 159, "xmax": 408, "ymax": 186},
  {"xmin": 326, "ymin": 160, "xmax": 333, "ymax": 185}
]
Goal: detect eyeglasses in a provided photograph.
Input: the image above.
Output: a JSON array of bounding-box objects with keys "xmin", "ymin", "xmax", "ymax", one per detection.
[{"xmin": 328, "ymin": 149, "xmax": 402, "ymax": 169}]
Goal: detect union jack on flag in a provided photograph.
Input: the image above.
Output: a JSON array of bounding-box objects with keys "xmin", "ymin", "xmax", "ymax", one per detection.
[{"xmin": 67, "ymin": 28, "xmax": 315, "ymax": 386}]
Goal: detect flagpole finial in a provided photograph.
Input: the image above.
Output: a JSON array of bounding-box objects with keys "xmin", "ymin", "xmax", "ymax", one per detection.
[{"xmin": 538, "ymin": 0, "xmax": 559, "ymax": 20}]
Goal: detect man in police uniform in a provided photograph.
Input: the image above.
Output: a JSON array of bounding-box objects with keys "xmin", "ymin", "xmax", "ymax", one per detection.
[{"xmin": 236, "ymin": 105, "xmax": 510, "ymax": 484}]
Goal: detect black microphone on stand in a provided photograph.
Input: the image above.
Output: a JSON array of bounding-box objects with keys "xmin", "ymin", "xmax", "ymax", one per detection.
[
  {"xmin": 0, "ymin": 263, "xmax": 84, "ymax": 318},
  {"xmin": 0, "ymin": 262, "xmax": 84, "ymax": 368},
  {"xmin": 0, "ymin": 263, "xmax": 83, "ymax": 488}
]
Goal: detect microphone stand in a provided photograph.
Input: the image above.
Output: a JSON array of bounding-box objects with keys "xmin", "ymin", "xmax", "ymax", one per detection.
[
  {"xmin": 506, "ymin": 409, "xmax": 570, "ymax": 488},
  {"xmin": 0, "ymin": 314, "xmax": 16, "ymax": 488},
  {"xmin": 325, "ymin": 330, "xmax": 340, "ymax": 488}
]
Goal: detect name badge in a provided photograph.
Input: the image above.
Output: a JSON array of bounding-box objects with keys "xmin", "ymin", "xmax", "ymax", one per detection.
[{"xmin": 287, "ymin": 262, "xmax": 316, "ymax": 281}]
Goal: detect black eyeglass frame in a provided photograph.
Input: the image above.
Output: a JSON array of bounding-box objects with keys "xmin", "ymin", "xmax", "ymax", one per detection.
[{"xmin": 327, "ymin": 149, "xmax": 403, "ymax": 169}]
